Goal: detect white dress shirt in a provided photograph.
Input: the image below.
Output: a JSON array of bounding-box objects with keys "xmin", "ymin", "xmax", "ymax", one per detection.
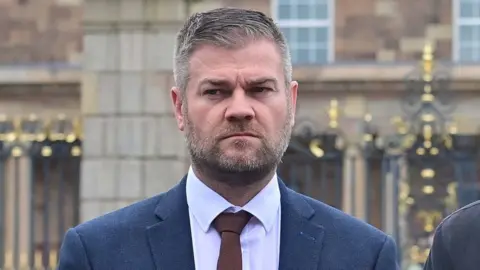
[{"xmin": 186, "ymin": 166, "xmax": 281, "ymax": 270}]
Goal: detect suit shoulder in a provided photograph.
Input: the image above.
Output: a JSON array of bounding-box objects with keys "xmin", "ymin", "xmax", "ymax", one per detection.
[
  {"xmin": 74, "ymin": 193, "xmax": 165, "ymax": 234},
  {"xmin": 287, "ymin": 192, "xmax": 398, "ymax": 267},
  {"xmin": 300, "ymin": 193, "xmax": 388, "ymax": 239},
  {"xmin": 438, "ymin": 200, "xmax": 480, "ymax": 234}
]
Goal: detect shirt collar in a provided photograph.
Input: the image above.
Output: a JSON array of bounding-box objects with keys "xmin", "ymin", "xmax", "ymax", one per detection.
[{"xmin": 186, "ymin": 166, "xmax": 280, "ymax": 233}]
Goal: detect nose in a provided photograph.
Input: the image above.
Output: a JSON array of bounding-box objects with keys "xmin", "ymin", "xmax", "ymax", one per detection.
[{"xmin": 224, "ymin": 89, "xmax": 255, "ymax": 122}]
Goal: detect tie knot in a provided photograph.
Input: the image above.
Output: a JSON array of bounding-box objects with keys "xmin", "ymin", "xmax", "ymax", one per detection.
[{"xmin": 213, "ymin": 210, "xmax": 252, "ymax": 235}]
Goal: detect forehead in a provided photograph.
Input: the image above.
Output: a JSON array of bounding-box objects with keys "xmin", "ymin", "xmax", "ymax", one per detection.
[{"xmin": 188, "ymin": 40, "xmax": 284, "ymax": 84}]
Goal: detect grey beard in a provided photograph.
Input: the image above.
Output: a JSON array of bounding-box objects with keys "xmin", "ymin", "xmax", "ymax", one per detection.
[{"xmin": 184, "ymin": 116, "xmax": 292, "ymax": 186}]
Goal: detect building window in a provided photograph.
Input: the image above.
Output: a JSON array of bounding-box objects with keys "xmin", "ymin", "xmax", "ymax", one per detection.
[
  {"xmin": 273, "ymin": 0, "xmax": 334, "ymax": 65},
  {"xmin": 455, "ymin": 0, "xmax": 480, "ymax": 62}
]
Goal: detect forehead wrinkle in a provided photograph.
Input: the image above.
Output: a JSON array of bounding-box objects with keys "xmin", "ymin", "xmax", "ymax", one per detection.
[{"xmin": 187, "ymin": 41, "xmax": 284, "ymax": 91}]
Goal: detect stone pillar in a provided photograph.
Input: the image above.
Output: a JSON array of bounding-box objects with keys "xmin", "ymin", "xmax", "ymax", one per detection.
[
  {"xmin": 342, "ymin": 145, "xmax": 367, "ymax": 220},
  {"xmin": 80, "ymin": 0, "xmax": 191, "ymax": 222},
  {"xmin": 382, "ymin": 155, "xmax": 400, "ymax": 238},
  {"xmin": 353, "ymin": 150, "xmax": 367, "ymax": 220},
  {"xmin": 397, "ymin": 156, "xmax": 412, "ymax": 267},
  {"xmin": 452, "ymin": 115, "xmax": 480, "ymax": 207},
  {"xmin": 342, "ymin": 146, "xmax": 356, "ymax": 215},
  {"xmin": 2, "ymin": 154, "xmax": 31, "ymax": 269},
  {"xmin": 341, "ymin": 96, "xmax": 368, "ymax": 220}
]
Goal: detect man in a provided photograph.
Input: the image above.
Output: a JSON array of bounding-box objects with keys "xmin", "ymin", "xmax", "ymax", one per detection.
[
  {"xmin": 424, "ymin": 200, "xmax": 480, "ymax": 270},
  {"xmin": 58, "ymin": 7, "xmax": 399, "ymax": 270}
]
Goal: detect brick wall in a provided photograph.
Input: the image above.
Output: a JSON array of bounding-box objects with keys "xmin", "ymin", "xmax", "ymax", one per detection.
[
  {"xmin": 223, "ymin": 0, "xmax": 270, "ymax": 15},
  {"xmin": 336, "ymin": 0, "xmax": 453, "ymax": 62},
  {"xmin": 0, "ymin": 0, "xmax": 455, "ymax": 65},
  {"xmin": 0, "ymin": 0, "xmax": 82, "ymax": 64}
]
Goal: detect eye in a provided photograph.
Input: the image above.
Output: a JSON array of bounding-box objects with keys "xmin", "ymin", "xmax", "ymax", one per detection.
[
  {"xmin": 250, "ymin": 87, "xmax": 273, "ymax": 95},
  {"xmin": 252, "ymin": 87, "xmax": 266, "ymax": 92},
  {"xmin": 204, "ymin": 89, "xmax": 222, "ymax": 96}
]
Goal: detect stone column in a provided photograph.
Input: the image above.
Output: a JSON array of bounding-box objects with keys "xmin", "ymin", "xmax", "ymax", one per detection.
[
  {"xmin": 342, "ymin": 145, "xmax": 356, "ymax": 215},
  {"xmin": 382, "ymin": 155, "xmax": 400, "ymax": 239},
  {"xmin": 397, "ymin": 156, "xmax": 412, "ymax": 267},
  {"xmin": 353, "ymin": 149, "xmax": 367, "ymax": 220},
  {"xmin": 80, "ymin": 0, "xmax": 191, "ymax": 222},
  {"xmin": 2, "ymin": 154, "xmax": 31, "ymax": 270},
  {"xmin": 341, "ymin": 96, "xmax": 368, "ymax": 220},
  {"xmin": 342, "ymin": 144, "xmax": 367, "ymax": 220}
]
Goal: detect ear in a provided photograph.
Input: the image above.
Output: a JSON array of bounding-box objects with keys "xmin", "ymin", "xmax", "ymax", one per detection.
[
  {"xmin": 171, "ymin": 87, "xmax": 185, "ymax": 131},
  {"xmin": 289, "ymin": 81, "xmax": 298, "ymax": 127}
]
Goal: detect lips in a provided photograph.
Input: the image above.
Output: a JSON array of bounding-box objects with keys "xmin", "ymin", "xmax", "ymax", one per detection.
[{"xmin": 222, "ymin": 132, "xmax": 259, "ymax": 139}]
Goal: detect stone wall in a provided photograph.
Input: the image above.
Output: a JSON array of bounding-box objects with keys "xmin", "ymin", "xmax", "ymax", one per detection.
[
  {"xmin": 0, "ymin": 0, "xmax": 82, "ymax": 64},
  {"xmin": 0, "ymin": 0, "xmax": 455, "ymax": 65},
  {"xmin": 0, "ymin": 84, "xmax": 80, "ymax": 116},
  {"xmin": 80, "ymin": 0, "xmax": 195, "ymax": 221},
  {"xmin": 3, "ymin": 0, "xmax": 478, "ymax": 224},
  {"xmin": 223, "ymin": 0, "xmax": 454, "ymax": 62},
  {"xmin": 335, "ymin": 0, "xmax": 453, "ymax": 61}
]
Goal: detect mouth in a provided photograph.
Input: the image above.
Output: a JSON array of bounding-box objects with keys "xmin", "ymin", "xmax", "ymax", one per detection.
[{"xmin": 222, "ymin": 132, "xmax": 259, "ymax": 139}]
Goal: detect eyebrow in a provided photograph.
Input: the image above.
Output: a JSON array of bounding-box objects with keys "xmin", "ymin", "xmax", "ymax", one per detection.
[
  {"xmin": 199, "ymin": 78, "xmax": 232, "ymax": 88},
  {"xmin": 198, "ymin": 77, "xmax": 279, "ymax": 89},
  {"xmin": 245, "ymin": 77, "xmax": 278, "ymax": 88}
]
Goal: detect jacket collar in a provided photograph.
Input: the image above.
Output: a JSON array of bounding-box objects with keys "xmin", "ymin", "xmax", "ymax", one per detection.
[{"xmin": 146, "ymin": 176, "xmax": 324, "ymax": 269}]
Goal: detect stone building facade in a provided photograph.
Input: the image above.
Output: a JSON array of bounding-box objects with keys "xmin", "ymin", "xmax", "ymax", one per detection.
[
  {"xmin": 78, "ymin": 0, "xmax": 480, "ymax": 222},
  {"xmin": 1, "ymin": 0, "xmax": 480, "ymax": 268}
]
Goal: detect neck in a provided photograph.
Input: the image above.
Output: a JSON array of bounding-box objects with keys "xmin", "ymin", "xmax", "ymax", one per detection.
[{"xmin": 192, "ymin": 165, "xmax": 276, "ymax": 206}]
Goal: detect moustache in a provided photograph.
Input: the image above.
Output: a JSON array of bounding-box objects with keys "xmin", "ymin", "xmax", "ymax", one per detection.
[{"xmin": 216, "ymin": 125, "xmax": 263, "ymax": 140}]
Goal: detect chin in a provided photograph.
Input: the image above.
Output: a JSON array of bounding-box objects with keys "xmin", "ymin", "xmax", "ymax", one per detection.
[
  {"xmin": 221, "ymin": 150, "xmax": 258, "ymax": 161},
  {"xmin": 222, "ymin": 148, "xmax": 258, "ymax": 159},
  {"xmin": 217, "ymin": 162, "xmax": 262, "ymax": 175},
  {"xmin": 224, "ymin": 141, "xmax": 259, "ymax": 151},
  {"xmin": 221, "ymin": 153, "xmax": 254, "ymax": 163}
]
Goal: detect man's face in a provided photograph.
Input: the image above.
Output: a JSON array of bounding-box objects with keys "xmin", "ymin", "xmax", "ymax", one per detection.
[{"xmin": 171, "ymin": 39, "xmax": 298, "ymax": 181}]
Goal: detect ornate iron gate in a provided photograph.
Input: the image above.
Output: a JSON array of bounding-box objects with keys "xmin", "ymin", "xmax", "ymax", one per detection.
[
  {"xmin": 366, "ymin": 134, "xmax": 480, "ymax": 267},
  {"xmin": 398, "ymin": 134, "xmax": 480, "ymax": 266},
  {"xmin": 279, "ymin": 101, "xmax": 345, "ymax": 209},
  {"xmin": 0, "ymin": 115, "xmax": 82, "ymax": 270},
  {"xmin": 360, "ymin": 43, "xmax": 480, "ymax": 267},
  {"xmin": 363, "ymin": 136, "xmax": 386, "ymax": 230},
  {"xmin": 279, "ymin": 132, "xmax": 344, "ymax": 208}
]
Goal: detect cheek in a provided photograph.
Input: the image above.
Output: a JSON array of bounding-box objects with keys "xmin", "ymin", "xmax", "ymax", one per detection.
[
  {"xmin": 186, "ymin": 106, "xmax": 219, "ymax": 132},
  {"xmin": 258, "ymin": 105, "xmax": 288, "ymax": 133},
  {"xmin": 271, "ymin": 100, "xmax": 289, "ymax": 121}
]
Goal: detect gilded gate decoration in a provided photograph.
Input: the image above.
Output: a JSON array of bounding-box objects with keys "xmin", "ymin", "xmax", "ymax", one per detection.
[
  {"xmin": 0, "ymin": 114, "xmax": 82, "ymax": 270},
  {"xmin": 365, "ymin": 44, "xmax": 480, "ymax": 267},
  {"xmin": 272, "ymin": 42, "xmax": 480, "ymax": 269},
  {"xmin": 279, "ymin": 100, "xmax": 345, "ymax": 209}
]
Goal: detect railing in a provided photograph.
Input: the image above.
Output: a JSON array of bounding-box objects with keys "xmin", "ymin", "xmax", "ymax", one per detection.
[
  {"xmin": 279, "ymin": 131, "xmax": 480, "ymax": 268},
  {"xmin": 279, "ymin": 135, "xmax": 344, "ymax": 209},
  {"xmin": 0, "ymin": 115, "xmax": 82, "ymax": 270}
]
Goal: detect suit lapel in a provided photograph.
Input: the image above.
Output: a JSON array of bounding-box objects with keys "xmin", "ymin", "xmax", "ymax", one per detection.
[
  {"xmin": 144, "ymin": 176, "xmax": 325, "ymax": 270},
  {"xmin": 278, "ymin": 180, "xmax": 325, "ymax": 270},
  {"xmin": 146, "ymin": 177, "xmax": 195, "ymax": 270}
]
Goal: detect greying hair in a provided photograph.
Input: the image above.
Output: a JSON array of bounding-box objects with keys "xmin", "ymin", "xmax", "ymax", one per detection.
[{"xmin": 173, "ymin": 7, "xmax": 292, "ymax": 93}]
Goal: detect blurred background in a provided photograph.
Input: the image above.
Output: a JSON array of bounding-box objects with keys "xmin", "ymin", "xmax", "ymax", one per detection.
[{"xmin": 0, "ymin": 0, "xmax": 479, "ymax": 269}]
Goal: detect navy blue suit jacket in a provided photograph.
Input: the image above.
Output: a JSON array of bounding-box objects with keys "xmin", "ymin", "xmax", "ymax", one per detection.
[
  {"xmin": 424, "ymin": 200, "xmax": 480, "ymax": 270},
  {"xmin": 58, "ymin": 177, "xmax": 399, "ymax": 269}
]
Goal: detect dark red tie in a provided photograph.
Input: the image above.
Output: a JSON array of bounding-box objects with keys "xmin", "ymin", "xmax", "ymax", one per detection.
[{"xmin": 213, "ymin": 211, "xmax": 252, "ymax": 270}]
